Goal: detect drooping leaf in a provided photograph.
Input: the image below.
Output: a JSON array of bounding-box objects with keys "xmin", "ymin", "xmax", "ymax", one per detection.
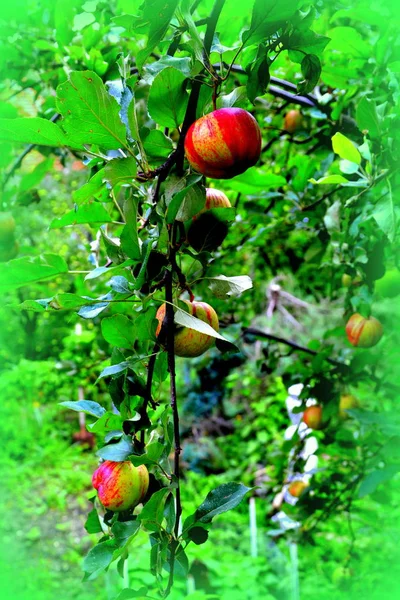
[
  {"xmin": 83, "ymin": 540, "xmax": 117, "ymax": 578},
  {"xmin": 84, "ymin": 508, "xmax": 103, "ymax": 535},
  {"xmin": 174, "ymin": 308, "xmax": 227, "ymax": 342},
  {"xmin": 138, "ymin": 489, "xmax": 170, "ymax": 531},
  {"xmin": 136, "ymin": 0, "xmax": 180, "ymax": 70},
  {"xmin": 56, "ymin": 70, "xmax": 128, "ymax": 150},
  {"xmin": 120, "ymin": 196, "xmax": 141, "ymax": 260},
  {"xmin": 104, "ymin": 157, "xmax": 137, "ymax": 187},
  {"xmin": 298, "ymin": 54, "xmax": 321, "ymax": 94},
  {"xmin": 196, "ymin": 482, "xmax": 252, "ymax": 523},
  {"xmin": 111, "ymin": 520, "xmax": 140, "ymax": 548},
  {"xmin": 147, "ymin": 67, "xmax": 188, "ymax": 128},
  {"xmin": 358, "ymin": 466, "xmax": 400, "ymax": 498},
  {"xmin": 356, "ymin": 96, "xmax": 381, "ymax": 138},
  {"xmin": 87, "ymin": 412, "xmax": 122, "ymax": 434}
]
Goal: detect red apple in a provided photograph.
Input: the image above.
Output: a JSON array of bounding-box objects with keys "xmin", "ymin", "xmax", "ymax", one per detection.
[
  {"xmin": 184, "ymin": 108, "xmax": 262, "ymax": 179},
  {"xmin": 288, "ymin": 480, "xmax": 309, "ymax": 498},
  {"xmin": 92, "ymin": 461, "xmax": 149, "ymax": 512},
  {"xmin": 284, "ymin": 110, "xmax": 303, "ymax": 133},
  {"xmin": 156, "ymin": 299, "xmax": 219, "ymax": 357},
  {"xmin": 345, "ymin": 313, "xmax": 383, "ymax": 348},
  {"xmin": 303, "ymin": 405, "xmax": 323, "ymax": 430}
]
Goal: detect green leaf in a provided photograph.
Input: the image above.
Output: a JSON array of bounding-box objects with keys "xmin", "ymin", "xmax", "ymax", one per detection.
[
  {"xmin": 147, "ymin": 67, "xmax": 188, "ymax": 128},
  {"xmin": 0, "ymin": 117, "xmax": 67, "ymax": 147},
  {"xmin": 84, "ymin": 508, "xmax": 103, "ymax": 534},
  {"xmin": 227, "ymin": 168, "xmax": 286, "ymax": 194},
  {"xmin": 356, "ymin": 96, "xmax": 381, "ymax": 138},
  {"xmin": 298, "ymin": 54, "xmax": 321, "ymax": 94},
  {"xmin": 104, "ymin": 157, "xmax": 137, "ymax": 188},
  {"xmin": 87, "ymin": 412, "xmax": 122, "ymax": 433},
  {"xmin": 358, "ymin": 466, "xmax": 400, "ymax": 498},
  {"xmin": 19, "ymin": 158, "xmax": 54, "ymax": 193},
  {"xmin": 111, "ymin": 520, "xmax": 140, "ymax": 548},
  {"xmin": 120, "ymin": 196, "xmax": 141, "ymax": 261},
  {"xmin": 246, "ymin": 47, "xmax": 270, "ymax": 104},
  {"xmin": 288, "ymin": 29, "xmax": 330, "ymax": 63},
  {"xmin": 309, "ymin": 175, "xmax": 349, "ymax": 185},
  {"xmin": 208, "ymin": 275, "xmax": 253, "ymax": 299},
  {"xmin": 218, "ymin": 86, "xmax": 248, "ymax": 109},
  {"xmin": 136, "ymin": 0, "xmax": 180, "ymax": 70},
  {"xmin": 175, "ymin": 184, "xmax": 205, "ymax": 222},
  {"xmin": 49, "ymin": 203, "xmax": 112, "ymax": 228},
  {"xmin": 115, "ymin": 588, "xmax": 149, "ymax": 600},
  {"xmin": 142, "ymin": 129, "xmax": 173, "ymax": 160},
  {"xmin": 372, "ymin": 187, "xmax": 398, "ymax": 243},
  {"xmin": 56, "ymin": 70, "xmax": 128, "ymax": 150},
  {"xmin": 83, "ymin": 540, "xmax": 117, "ymax": 578},
  {"xmin": 243, "ymin": 0, "xmax": 300, "ymax": 46},
  {"xmin": 179, "ymin": 0, "xmax": 204, "ymax": 65},
  {"xmin": 0, "ymin": 254, "xmax": 68, "ymax": 294},
  {"xmin": 101, "ymin": 315, "xmax": 135, "ymax": 349},
  {"xmin": 59, "ymin": 400, "xmax": 106, "ymax": 418},
  {"xmin": 73, "ymin": 169, "xmax": 108, "ymax": 206},
  {"xmin": 166, "ymin": 175, "xmax": 205, "ymax": 224},
  {"xmin": 332, "ymin": 132, "xmax": 361, "ymax": 164},
  {"xmin": 97, "ymin": 435, "xmax": 134, "ymax": 461},
  {"xmin": 138, "ymin": 489, "xmax": 170, "ymax": 532},
  {"xmin": 196, "ymin": 482, "xmax": 252, "ymax": 523},
  {"xmin": 174, "ymin": 307, "xmax": 227, "ymax": 342}
]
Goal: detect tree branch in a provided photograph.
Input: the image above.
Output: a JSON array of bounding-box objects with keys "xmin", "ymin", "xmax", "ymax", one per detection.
[{"xmin": 242, "ymin": 327, "xmax": 349, "ymax": 370}]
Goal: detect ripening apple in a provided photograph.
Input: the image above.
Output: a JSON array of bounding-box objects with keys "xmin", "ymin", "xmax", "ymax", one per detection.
[
  {"xmin": 184, "ymin": 108, "xmax": 262, "ymax": 179},
  {"xmin": 303, "ymin": 405, "xmax": 323, "ymax": 430},
  {"xmin": 194, "ymin": 188, "xmax": 231, "ymax": 218},
  {"xmin": 283, "ymin": 110, "xmax": 303, "ymax": 133},
  {"xmin": 288, "ymin": 480, "xmax": 309, "ymax": 498},
  {"xmin": 155, "ymin": 299, "xmax": 219, "ymax": 358},
  {"xmin": 345, "ymin": 313, "xmax": 383, "ymax": 348},
  {"xmin": 339, "ymin": 394, "xmax": 360, "ymax": 419},
  {"xmin": 92, "ymin": 461, "xmax": 149, "ymax": 512}
]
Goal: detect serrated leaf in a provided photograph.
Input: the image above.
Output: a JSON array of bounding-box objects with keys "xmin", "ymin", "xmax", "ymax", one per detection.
[
  {"xmin": 138, "ymin": 489, "xmax": 170, "ymax": 531},
  {"xmin": 142, "ymin": 129, "xmax": 173, "ymax": 160},
  {"xmin": 59, "ymin": 400, "xmax": 106, "ymax": 418},
  {"xmin": 0, "ymin": 117, "xmax": 67, "ymax": 147},
  {"xmin": 73, "ymin": 169, "xmax": 108, "ymax": 206},
  {"xmin": 208, "ymin": 275, "xmax": 253, "ymax": 298},
  {"xmin": 87, "ymin": 412, "xmax": 122, "ymax": 433},
  {"xmin": 147, "ymin": 67, "xmax": 188, "ymax": 128},
  {"xmin": 56, "ymin": 70, "xmax": 128, "ymax": 150},
  {"xmin": 0, "ymin": 254, "xmax": 68, "ymax": 294},
  {"xmin": 136, "ymin": 0, "xmax": 180, "ymax": 70},
  {"xmin": 174, "ymin": 308, "xmax": 227, "ymax": 342},
  {"xmin": 101, "ymin": 315, "xmax": 135, "ymax": 349},
  {"xmin": 111, "ymin": 520, "xmax": 140, "ymax": 548},
  {"xmin": 49, "ymin": 203, "xmax": 112, "ymax": 228},
  {"xmin": 332, "ymin": 132, "xmax": 361, "ymax": 165},
  {"xmin": 196, "ymin": 482, "xmax": 252, "ymax": 523},
  {"xmin": 83, "ymin": 540, "xmax": 117, "ymax": 577}
]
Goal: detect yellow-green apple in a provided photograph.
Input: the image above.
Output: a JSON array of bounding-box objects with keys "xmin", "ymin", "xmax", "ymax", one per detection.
[
  {"xmin": 184, "ymin": 108, "xmax": 262, "ymax": 179},
  {"xmin": 288, "ymin": 480, "xmax": 309, "ymax": 498},
  {"xmin": 342, "ymin": 273, "xmax": 362, "ymax": 288},
  {"xmin": 303, "ymin": 405, "xmax": 323, "ymax": 430},
  {"xmin": 284, "ymin": 110, "xmax": 303, "ymax": 133},
  {"xmin": 345, "ymin": 313, "xmax": 383, "ymax": 348},
  {"xmin": 92, "ymin": 461, "xmax": 149, "ymax": 512},
  {"xmin": 339, "ymin": 394, "xmax": 359, "ymax": 419},
  {"xmin": 156, "ymin": 299, "xmax": 219, "ymax": 358}
]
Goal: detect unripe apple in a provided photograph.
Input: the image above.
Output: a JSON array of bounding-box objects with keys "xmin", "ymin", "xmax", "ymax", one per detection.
[
  {"xmin": 155, "ymin": 299, "xmax": 219, "ymax": 358},
  {"xmin": 303, "ymin": 405, "xmax": 323, "ymax": 430},
  {"xmin": 342, "ymin": 273, "xmax": 362, "ymax": 288},
  {"xmin": 284, "ymin": 110, "xmax": 303, "ymax": 133},
  {"xmin": 345, "ymin": 313, "xmax": 383, "ymax": 348},
  {"xmin": 288, "ymin": 480, "xmax": 309, "ymax": 498},
  {"xmin": 375, "ymin": 268, "xmax": 400, "ymax": 298},
  {"xmin": 339, "ymin": 394, "xmax": 359, "ymax": 419},
  {"xmin": 92, "ymin": 461, "xmax": 149, "ymax": 512},
  {"xmin": 184, "ymin": 108, "xmax": 262, "ymax": 179}
]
